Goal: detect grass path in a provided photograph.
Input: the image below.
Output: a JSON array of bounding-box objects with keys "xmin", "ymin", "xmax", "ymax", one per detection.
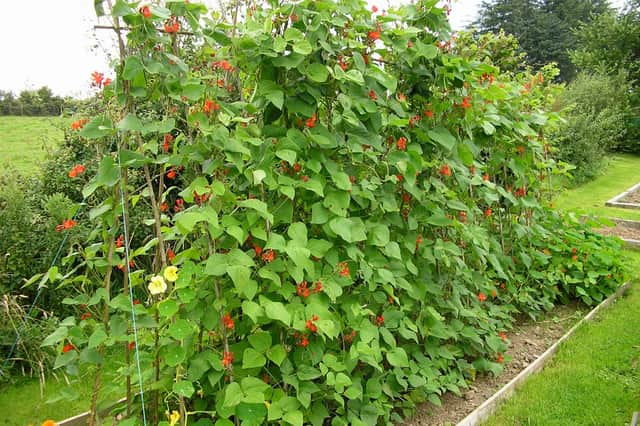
[
  {"xmin": 485, "ymin": 155, "xmax": 640, "ymax": 425},
  {"xmin": 554, "ymin": 154, "xmax": 640, "ymax": 221},
  {"xmin": 0, "ymin": 116, "xmax": 67, "ymax": 175}
]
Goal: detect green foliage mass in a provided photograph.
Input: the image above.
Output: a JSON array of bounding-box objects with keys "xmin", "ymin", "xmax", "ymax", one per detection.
[
  {"xmin": 30, "ymin": 1, "xmax": 629, "ymax": 424},
  {"xmin": 552, "ymin": 72, "xmax": 631, "ymax": 183},
  {"xmin": 474, "ymin": 0, "xmax": 612, "ymax": 81}
]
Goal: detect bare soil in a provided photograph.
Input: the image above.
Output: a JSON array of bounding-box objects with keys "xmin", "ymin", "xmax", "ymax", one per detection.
[
  {"xmin": 404, "ymin": 304, "xmax": 584, "ymax": 426},
  {"xmin": 595, "ymin": 220, "xmax": 640, "ymax": 241},
  {"xmin": 620, "ymin": 188, "xmax": 640, "ymax": 204}
]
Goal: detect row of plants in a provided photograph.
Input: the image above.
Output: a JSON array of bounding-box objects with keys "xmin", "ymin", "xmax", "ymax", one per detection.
[{"xmin": 8, "ymin": 0, "xmax": 628, "ymax": 425}]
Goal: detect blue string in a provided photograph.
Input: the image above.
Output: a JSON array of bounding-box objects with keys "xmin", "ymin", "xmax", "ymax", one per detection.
[
  {"xmin": 117, "ymin": 149, "xmax": 148, "ymax": 425},
  {"xmin": 1, "ymin": 202, "xmax": 85, "ymax": 377}
]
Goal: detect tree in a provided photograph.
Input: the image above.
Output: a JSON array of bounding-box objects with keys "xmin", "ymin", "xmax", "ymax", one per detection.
[{"xmin": 473, "ymin": 0, "xmax": 612, "ymax": 81}]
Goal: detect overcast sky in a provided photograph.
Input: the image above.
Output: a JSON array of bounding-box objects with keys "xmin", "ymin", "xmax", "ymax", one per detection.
[{"xmin": 0, "ymin": 0, "xmax": 625, "ymax": 98}]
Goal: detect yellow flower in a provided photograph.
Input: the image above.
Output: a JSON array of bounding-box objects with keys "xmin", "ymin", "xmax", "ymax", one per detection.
[
  {"xmin": 42, "ymin": 421, "xmax": 56, "ymax": 426},
  {"xmin": 169, "ymin": 410, "xmax": 180, "ymax": 426},
  {"xmin": 148, "ymin": 275, "xmax": 167, "ymax": 295},
  {"xmin": 164, "ymin": 265, "xmax": 179, "ymax": 282}
]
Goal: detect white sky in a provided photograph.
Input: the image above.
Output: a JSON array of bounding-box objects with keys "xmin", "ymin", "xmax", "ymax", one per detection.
[{"xmin": 0, "ymin": 0, "xmax": 625, "ymax": 98}]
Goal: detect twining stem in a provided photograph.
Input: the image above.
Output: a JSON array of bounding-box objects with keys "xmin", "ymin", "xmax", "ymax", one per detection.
[
  {"xmin": 88, "ymin": 208, "xmax": 118, "ymax": 426},
  {"xmin": 121, "ymin": 167, "xmax": 132, "ymax": 416}
]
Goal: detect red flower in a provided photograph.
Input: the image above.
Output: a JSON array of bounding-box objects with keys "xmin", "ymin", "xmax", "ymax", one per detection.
[
  {"xmin": 396, "ymin": 137, "xmax": 407, "ymax": 150},
  {"xmin": 402, "ymin": 192, "xmax": 411, "ymax": 203},
  {"xmin": 371, "ymin": 5, "xmax": 379, "ymax": 12},
  {"xmin": 68, "ymin": 164, "xmax": 86, "ymax": 178},
  {"xmin": 407, "ymin": 40, "xmax": 414, "ymax": 48},
  {"xmin": 571, "ymin": 247, "xmax": 577, "ymax": 254},
  {"xmin": 254, "ymin": 246, "xmax": 263, "ymax": 256},
  {"xmin": 416, "ymin": 235, "xmax": 423, "ymax": 249},
  {"xmin": 314, "ymin": 281, "xmax": 323, "ymax": 293},
  {"xmin": 298, "ymin": 335, "xmax": 309, "ymax": 347},
  {"xmin": 297, "ymin": 281, "xmax": 310, "ymax": 298},
  {"xmin": 349, "ymin": 175, "xmax": 356, "ymax": 184},
  {"xmin": 424, "ymin": 109, "xmax": 434, "ymax": 118},
  {"xmin": 62, "ymin": 343, "xmax": 75, "ymax": 353},
  {"xmin": 262, "ymin": 249, "xmax": 275, "ymax": 263},
  {"xmin": 375, "ymin": 315, "xmax": 384, "ymax": 327},
  {"xmin": 478, "ymin": 292, "xmax": 487, "ymax": 302},
  {"xmin": 460, "ymin": 96, "xmax": 472, "ymax": 109},
  {"xmin": 166, "ymin": 168, "xmax": 176, "ymax": 180},
  {"xmin": 517, "ymin": 145, "xmax": 525, "ymax": 154},
  {"xmin": 496, "ymin": 352, "xmax": 504, "ymax": 363},
  {"xmin": 222, "ymin": 351, "xmax": 234, "ymax": 368},
  {"xmin": 133, "ymin": 299, "xmax": 141, "ymax": 305},
  {"xmin": 160, "ymin": 202, "xmax": 169, "ymax": 212},
  {"xmin": 91, "ymin": 71, "xmax": 104, "ymax": 87},
  {"xmin": 222, "ymin": 313, "xmax": 235, "ymax": 330},
  {"xmin": 367, "ymin": 30, "xmax": 380, "ymax": 41},
  {"xmin": 140, "ymin": 5, "xmax": 151, "ymax": 18},
  {"xmin": 163, "ymin": 133, "xmax": 174, "ymax": 153},
  {"xmin": 470, "ymin": 165, "xmax": 476, "ymax": 175},
  {"xmin": 128, "ymin": 341, "xmax": 136, "ymax": 351},
  {"xmin": 338, "ymin": 262, "xmax": 350, "ymax": 277},
  {"xmin": 174, "ymin": 198, "xmax": 184, "ymax": 212},
  {"xmin": 572, "ymin": 255, "xmax": 578, "ymax": 261},
  {"xmin": 458, "ymin": 211, "xmax": 467, "ymax": 223},
  {"xmin": 115, "ymin": 235, "xmax": 124, "ymax": 248},
  {"xmin": 80, "ymin": 312, "xmax": 92, "ymax": 321},
  {"xmin": 305, "ymin": 114, "xmax": 317, "ymax": 128},
  {"xmin": 203, "ymin": 99, "xmax": 215, "ymax": 114},
  {"xmin": 71, "ymin": 118, "xmax": 88, "ymax": 130},
  {"xmin": 167, "ymin": 249, "xmax": 176, "ymax": 263},
  {"xmin": 305, "ymin": 316, "xmax": 318, "ymax": 333},
  {"xmin": 491, "ymin": 289, "xmax": 498, "ymax": 298},
  {"xmin": 193, "ymin": 191, "xmax": 211, "ymax": 206},
  {"xmin": 484, "ymin": 208, "xmax": 492, "ymax": 218},
  {"xmin": 440, "ymin": 164, "xmax": 451, "ymax": 177},
  {"xmin": 293, "ymin": 162, "xmax": 301, "ymax": 173},
  {"xmin": 483, "ymin": 173, "xmax": 490, "ymax": 182},
  {"xmin": 56, "ymin": 219, "xmax": 77, "ymax": 232},
  {"xmin": 396, "ymin": 174, "xmax": 403, "ymax": 182},
  {"xmin": 164, "ymin": 16, "xmax": 180, "ymax": 34},
  {"xmin": 301, "ymin": 175, "xmax": 309, "ymax": 182},
  {"xmin": 499, "ymin": 331, "xmax": 507, "ymax": 341},
  {"xmin": 368, "ymin": 90, "xmax": 377, "ymax": 101}
]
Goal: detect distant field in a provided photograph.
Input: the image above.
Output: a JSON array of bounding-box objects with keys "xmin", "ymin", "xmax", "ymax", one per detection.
[{"xmin": 0, "ymin": 116, "xmax": 68, "ymax": 174}]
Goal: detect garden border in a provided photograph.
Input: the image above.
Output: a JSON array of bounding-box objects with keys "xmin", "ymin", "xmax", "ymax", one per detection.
[
  {"xmin": 605, "ymin": 182, "xmax": 640, "ymax": 210},
  {"xmin": 456, "ymin": 280, "xmax": 633, "ymax": 426}
]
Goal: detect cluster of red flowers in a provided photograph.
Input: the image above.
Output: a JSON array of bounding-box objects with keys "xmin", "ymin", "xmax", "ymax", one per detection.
[
  {"xmin": 91, "ymin": 71, "xmax": 111, "ymax": 88},
  {"xmin": 415, "ymin": 235, "xmax": 424, "ymax": 251},
  {"xmin": 337, "ymin": 55, "xmax": 349, "ymax": 71},
  {"xmin": 62, "ymin": 343, "xmax": 76, "ymax": 353},
  {"xmin": 480, "ymin": 73, "xmax": 495, "ymax": 85},
  {"xmin": 305, "ymin": 315, "xmax": 319, "ymax": 333},
  {"xmin": 222, "ymin": 351, "xmax": 234, "ymax": 368},
  {"xmin": 80, "ymin": 312, "xmax": 92, "ymax": 321},
  {"xmin": 305, "ymin": 113, "xmax": 317, "ymax": 129},
  {"xmin": 368, "ymin": 90, "xmax": 377, "ymax": 101},
  {"xmin": 164, "ymin": 16, "xmax": 180, "ymax": 33},
  {"xmin": 440, "ymin": 164, "xmax": 451, "ymax": 177},
  {"xmin": 408, "ymin": 114, "xmax": 422, "ymax": 128},
  {"xmin": 193, "ymin": 191, "xmax": 211, "ymax": 206},
  {"xmin": 459, "ymin": 96, "xmax": 472, "ymax": 109},
  {"xmin": 71, "ymin": 118, "xmax": 89, "ymax": 130},
  {"xmin": 163, "ymin": 133, "xmax": 174, "ymax": 153},
  {"xmin": 174, "ymin": 198, "xmax": 184, "ymax": 212},
  {"xmin": 483, "ymin": 173, "xmax": 490, "ymax": 182},
  {"xmin": 295, "ymin": 332, "xmax": 309, "ymax": 347},
  {"xmin": 375, "ymin": 315, "xmax": 384, "ymax": 327},
  {"xmin": 222, "ymin": 313, "xmax": 235, "ymax": 330},
  {"xmin": 484, "ymin": 208, "xmax": 492, "ymax": 218},
  {"xmin": 212, "ymin": 60, "xmax": 233, "ymax": 72},
  {"xmin": 203, "ymin": 99, "xmax": 220, "ymax": 114},
  {"xmin": 499, "ymin": 331, "xmax": 507, "ymax": 342},
  {"xmin": 140, "ymin": 5, "xmax": 152, "ymax": 18},
  {"xmin": 514, "ymin": 186, "xmax": 527, "ymax": 197},
  {"xmin": 68, "ymin": 164, "xmax": 86, "ymax": 178},
  {"xmin": 55, "ymin": 219, "xmax": 77, "ymax": 232},
  {"xmin": 167, "ymin": 167, "xmax": 177, "ymax": 180},
  {"xmin": 396, "ymin": 137, "xmax": 407, "ymax": 151},
  {"xmin": 424, "ymin": 109, "xmax": 434, "ymax": 118},
  {"xmin": 477, "ymin": 292, "xmax": 487, "ymax": 302},
  {"xmin": 496, "ymin": 352, "xmax": 504, "ymax": 363},
  {"xmin": 343, "ymin": 330, "xmax": 357, "ymax": 344},
  {"xmin": 261, "ymin": 249, "xmax": 275, "ymax": 263},
  {"xmin": 116, "ymin": 259, "xmax": 135, "ymax": 272},
  {"xmin": 115, "ymin": 235, "xmax": 124, "ymax": 248},
  {"xmin": 337, "ymin": 261, "xmax": 350, "ymax": 277},
  {"xmin": 458, "ymin": 211, "xmax": 467, "ymax": 223},
  {"xmin": 402, "ymin": 192, "xmax": 411, "ymax": 203},
  {"xmin": 296, "ymin": 281, "xmax": 323, "ymax": 298},
  {"xmin": 167, "ymin": 249, "xmax": 176, "ymax": 263}
]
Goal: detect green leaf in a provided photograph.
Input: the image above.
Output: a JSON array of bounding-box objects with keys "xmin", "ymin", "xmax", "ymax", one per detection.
[
  {"xmin": 238, "ymin": 199, "xmax": 274, "ymax": 222},
  {"xmin": 283, "ymin": 410, "xmax": 304, "ymax": 426},
  {"xmin": 158, "ymin": 299, "xmax": 179, "ymax": 318},
  {"xmin": 165, "ymin": 346, "xmax": 186, "ymax": 367},
  {"xmin": 266, "ymin": 345, "xmax": 287, "ymax": 366},
  {"xmin": 284, "ymin": 28, "xmax": 304, "ymax": 42},
  {"xmin": 223, "ymin": 382, "xmax": 243, "ymax": 408},
  {"xmin": 42, "ymin": 327, "xmax": 68, "ymax": 347},
  {"xmin": 96, "ymin": 156, "xmax": 119, "ymax": 188},
  {"xmin": 287, "ymin": 222, "xmax": 308, "ymax": 246},
  {"xmin": 242, "ymin": 348, "xmax": 267, "ymax": 369},
  {"xmin": 306, "ymin": 64, "xmax": 329, "ymax": 82},
  {"xmin": 368, "ymin": 224, "xmax": 390, "ymax": 247},
  {"xmin": 276, "ymin": 149, "xmax": 297, "ymax": 165},
  {"xmin": 173, "ymin": 381, "xmax": 195, "ymax": 398},
  {"xmin": 236, "ymin": 403, "xmax": 267, "ymax": 424},
  {"xmin": 123, "ymin": 56, "xmax": 144, "ymax": 80},
  {"xmin": 88, "ymin": 328, "xmax": 107, "ymax": 348},
  {"xmin": 227, "ymin": 265, "xmax": 257, "ymax": 300},
  {"xmin": 248, "ymin": 332, "xmax": 272, "ymax": 352},
  {"xmin": 387, "ymin": 348, "xmax": 409, "ymax": 367},
  {"xmin": 329, "ymin": 217, "xmax": 367, "ymax": 243},
  {"xmin": 78, "ymin": 115, "xmax": 113, "ymax": 139},
  {"xmin": 167, "ymin": 319, "xmax": 194, "ymax": 340},
  {"xmin": 242, "ymin": 301, "xmax": 264, "ymax": 323},
  {"xmin": 428, "ymin": 126, "xmax": 456, "ymax": 151},
  {"xmin": 261, "ymin": 299, "xmax": 291, "ymax": 326},
  {"xmin": 293, "ymin": 40, "xmax": 312, "ymax": 55},
  {"xmin": 427, "ymin": 214, "xmax": 453, "ymax": 227},
  {"xmin": 117, "ymin": 113, "xmax": 144, "ymax": 132}
]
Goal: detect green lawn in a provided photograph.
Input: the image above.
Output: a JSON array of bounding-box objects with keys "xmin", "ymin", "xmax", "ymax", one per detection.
[
  {"xmin": 485, "ymin": 155, "xmax": 640, "ymax": 425},
  {"xmin": 554, "ymin": 154, "xmax": 640, "ymax": 221},
  {"xmin": 0, "ymin": 116, "xmax": 67, "ymax": 175}
]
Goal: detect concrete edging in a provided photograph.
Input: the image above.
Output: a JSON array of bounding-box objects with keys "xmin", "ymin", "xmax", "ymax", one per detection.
[
  {"xmin": 456, "ymin": 281, "xmax": 633, "ymax": 426},
  {"xmin": 605, "ymin": 182, "xmax": 640, "ymax": 210}
]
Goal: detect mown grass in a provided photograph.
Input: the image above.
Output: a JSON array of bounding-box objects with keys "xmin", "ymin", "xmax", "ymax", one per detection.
[
  {"xmin": 485, "ymin": 155, "xmax": 640, "ymax": 425},
  {"xmin": 554, "ymin": 154, "xmax": 640, "ymax": 221},
  {"xmin": 0, "ymin": 116, "xmax": 67, "ymax": 175}
]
